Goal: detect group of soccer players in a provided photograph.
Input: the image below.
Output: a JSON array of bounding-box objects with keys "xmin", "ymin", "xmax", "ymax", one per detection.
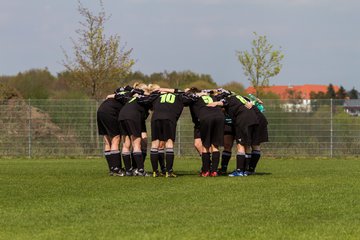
[{"xmin": 96, "ymin": 82, "xmax": 268, "ymax": 178}]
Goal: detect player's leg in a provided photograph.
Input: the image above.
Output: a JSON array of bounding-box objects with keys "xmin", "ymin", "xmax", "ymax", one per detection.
[
  {"xmin": 244, "ymin": 145, "xmax": 252, "ymax": 176},
  {"xmin": 131, "ymin": 135, "xmax": 146, "ymax": 175},
  {"xmin": 248, "ymin": 144, "xmax": 261, "ymax": 175},
  {"xmin": 165, "ymin": 139, "xmax": 176, "ymax": 177},
  {"xmin": 210, "ymin": 144, "xmax": 220, "ymax": 177},
  {"xmin": 229, "ymin": 143, "xmax": 247, "ymax": 177},
  {"xmin": 121, "ymin": 135, "xmax": 133, "ymax": 175},
  {"xmin": 200, "ymin": 146, "xmax": 211, "ymax": 177},
  {"xmin": 103, "ymin": 135, "xmax": 113, "ymax": 175},
  {"xmin": 194, "ymin": 138, "xmax": 203, "ymax": 156},
  {"xmin": 141, "ymin": 132, "xmax": 148, "ymax": 164},
  {"xmin": 220, "ymin": 134, "xmax": 233, "ymax": 175},
  {"xmin": 150, "ymin": 139, "xmax": 160, "ymax": 176},
  {"xmin": 158, "ymin": 141, "xmax": 166, "ymax": 175},
  {"xmin": 109, "ymin": 135, "xmax": 124, "ymax": 176}
]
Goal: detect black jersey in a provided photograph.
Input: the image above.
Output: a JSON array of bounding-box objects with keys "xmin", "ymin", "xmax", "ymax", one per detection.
[
  {"xmin": 189, "ymin": 107, "xmax": 201, "ymax": 130},
  {"xmin": 98, "ymin": 87, "xmax": 133, "ymax": 114},
  {"xmin": 118, "ymin": 95, "xmax": 151, "ymax": 122},
  {"xmin": 189, "ymin": 94, "xmax": 224, "ymax": 121},
  {"xmin": 97, "ymin": 87, "xmax": 133, "ymax": 137},
  {"xmin": 222, "ymin": 95, "xmax": 259, "ymax": 127},
  {"xmin": 97, "ymin": 98, "xmax": 123, "ymax": 115},
  {"xmin": 150, "ymin": 92, "xmax": 196, "ymax": 123}
]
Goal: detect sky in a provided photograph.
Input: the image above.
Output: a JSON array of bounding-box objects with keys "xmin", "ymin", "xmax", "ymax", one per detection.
[{"xmin": 1, "ymin": 0, "xmax": 360, "ymax": 91}]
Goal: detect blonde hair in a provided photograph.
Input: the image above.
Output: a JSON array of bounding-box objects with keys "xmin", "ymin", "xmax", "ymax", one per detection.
[
  {"xmin": 131, "ymin": 82, "xmax": 150, "ymax": 95},
  {"xmin": 148, "ymin": 83, "xmax": 160, "ymax": 92},
  {"xmin": 133, "ymin": 82, "xmax": 147, "ymax": 90}
]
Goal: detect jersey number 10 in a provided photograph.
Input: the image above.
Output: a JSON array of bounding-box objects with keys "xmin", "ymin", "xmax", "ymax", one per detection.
[{"xmin": 160, "ymin": 93, "xmax": 176, "ymax": 104}]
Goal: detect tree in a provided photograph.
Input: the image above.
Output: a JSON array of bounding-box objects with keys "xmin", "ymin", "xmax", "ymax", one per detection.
[
  {"xmin": 0, "ymin": 82, "xmax": 21, "ymax": 100},
  {"xmin": 10, "ymin": 68, "xmax": 55, "ymax": 99},
  {"xmin": 62, "ymin": 1, "xmax": 134, "ymax": 99},
  {"xmin": 220, "ymin": 81, "xmax": 245, "ymax": 95},
  {"xmin": 336, "ymin": 86, "xmax": 347, "ymax": 99},
  {"xmin": 123, "ymin": 70, "xmax": 217, "ymax": 89},
  {"xmin": 348, "ymin": 88, "xmax": 359, "ymax": 99},
  {"xmin": 237, "ymin": 32, "xmax": 284, "ymax": 96},
  {"xmin": 326, "ymin": 84, "xmax": 336, "ymax": 99}
]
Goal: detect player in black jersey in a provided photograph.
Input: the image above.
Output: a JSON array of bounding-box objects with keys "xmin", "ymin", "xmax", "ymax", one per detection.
[
  {"xmin": 189, "ymin": 104, "xmax": 203, "ymax": 156},
  {"xmin": 117, "ymin": 83, "xmax": 153, "ymax": 176},
  {"xmin": 188, "ymin": 88, "xmax": 225, "ymax": 177},
  {"xmin": 244, "ymin": 97, "xmax": 269, "ymax": 175},
  {"xmin": 209, "ymin": 89, "xmax": 259, "ymax": 177},
  {"xmin": 130, "ymin": 106, "xmax": 149, "ymax": 172},
  {"xmin": 218, "ymin": 111, "xmax": 235, "ymax": 175},
  {"xmin": 97, "ymin": 85, "xmax": 133, "ymax": 176},
  {"xmin": 146, "ymin": 87, "xmax": 196, "ymax": 178}
]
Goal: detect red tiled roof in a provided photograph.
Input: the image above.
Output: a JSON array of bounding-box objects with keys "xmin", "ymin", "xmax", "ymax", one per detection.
[{"xmin": 246, "ymin": 84, "xmax": 340, "ymax": 99}]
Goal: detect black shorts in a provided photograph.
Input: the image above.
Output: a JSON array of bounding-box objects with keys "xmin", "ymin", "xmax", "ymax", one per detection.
[
  {"xmin": 97, "ymin": 110, "xmax": 121, "ymax": 138},
  {"xmin": 251, "ymin": 112, "xmax": 269, "ymax": 145},
  {"xmin": 151, "ymin": 119, "xmax": 177, "ymax": 141},
  {"xmin": 193, "ymin": 127, "xmax": 201, "ymax": 139},
  {"xmin": 235, "ymin": 123, "xmax": 258, "ymax": 146},
  {"xmin": 224, "ymin": 124, "xmax": 235, "ymax": 136},
  {"xmin": 141, "ymin": 120, "xmax": 147, "ymax": 133},
  {"xmin": 199, "ymin": 115, "xmax": 224, "ymax": 148},
  {"xmin": 120, "ymin": 119, "xmax": 142, "ymax": 138}
]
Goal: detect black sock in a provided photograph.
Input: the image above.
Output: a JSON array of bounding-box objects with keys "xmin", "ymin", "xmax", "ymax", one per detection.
[
  {"xmin": 165, "ymin": 148, "xmax": 175, "ymax": 172},
  {"xmin": 211, "ymin": 151, "xmax": 220, "ymax": 173},
  {"xmin": 133, "ymin": 151, "xmax": 144, "ymax": 172},
  {"xmin": 122, "ymin": 152, "xmax": 132, "ymax": 171},
  {"xmin": 236, "ymin": 152, "xmax": 246, "ymax": 172},
  {"xmin": 245, "ymin": 153, "xmax": 252, "ymax": 171},
  {"xmin": 201, "ymin": 152, "xmax": 211, "ymax": 172},
  {"xmin": 221, "ymin": 150, "xmax": 231, "ymax": 170},
  {"xmin": 150, "ymin": 148, "xmax": 159, "ymax": 172},
  {"xmin": 249, "ymin": 150, "xmax": 261, "ymax": 172},
  {"xmin": 158, "ymin": 149, "xmax": 165, "ymax": 171},
  {"xmin": 142, "ymin": 150, "xmax": 147, "ymax": 163},
  {"xmin": 131, "ymin": 152, "xmax": 137, "ymax": 169},
  {"xmin": 104, "ymin": 151, "xmax": 112, "ymax": 171},
  {"xmin": 110, "ymin": 150, "xmax": 122, "ymax": 171}
]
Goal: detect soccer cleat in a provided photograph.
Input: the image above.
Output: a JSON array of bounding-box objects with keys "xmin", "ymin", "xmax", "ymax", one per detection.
[
  {"xmin": 112, "ymin": 168, "xmax": 125, "ymax": 176},
  {"xmin": 153, "ymin": 171, "xmax": 159, "ymax": 178},
  {"xmin": 134, "ymin": 169, "xmax": 151, "ymax": 177},
  {"xmin": 125, "ymin": 171, "xmax": 133, "ymax": 176},
  {"xmin": 228, "ymin": 170, "xmax": 245, "ymax": 177},
  {"xmin": 217, "ymin": 168, "xmax": 227, "ymax": 176},
  {"xmin": 114, "ymin": 170, "xmax": 125, "ymax": 177},
  {"xmin": 108, "ymin": 171, "xmax": 114, "ymax": 176},
  {"xmin": 166, "ymin": 172, "xmax": 177, "ymax": 178},
  {"xmin": 201, "ymin": 171, "xmax": 210, "ymax": 177},
  {"xmin": 210, "ymin": 171, "xmax": 218, "ymax": 177},
  {"xmin": 133, "ymin": 169, "xmax": 141, "ymax": 176}
]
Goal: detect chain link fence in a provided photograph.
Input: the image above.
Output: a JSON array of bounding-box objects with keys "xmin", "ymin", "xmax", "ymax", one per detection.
[{"xmin": 1, "ymin": 98, "xmax": 359, "ymax": 157}]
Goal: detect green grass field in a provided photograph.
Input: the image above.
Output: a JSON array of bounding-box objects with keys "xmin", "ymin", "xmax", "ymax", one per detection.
[{"xmin": 1, "ymin": 157, "xmax": 360, "ymax": 240}]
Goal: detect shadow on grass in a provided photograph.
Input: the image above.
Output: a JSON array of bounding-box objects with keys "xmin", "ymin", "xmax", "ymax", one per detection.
[{"xmin": 174, "ymin": 171, "xmax": 272, "ymax": 176}]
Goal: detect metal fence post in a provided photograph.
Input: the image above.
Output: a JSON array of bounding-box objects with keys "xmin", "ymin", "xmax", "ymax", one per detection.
[
  {"xmin": 330, "ymin": 98, "xmax": 333, "ymax": 158},
  {"xmin": 28, "ymin": 98, "xmax": 32, "ymax": 158},
  {"xmin": 177, "ymin": 118, "xmax": 181, "ymax": 156}
]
